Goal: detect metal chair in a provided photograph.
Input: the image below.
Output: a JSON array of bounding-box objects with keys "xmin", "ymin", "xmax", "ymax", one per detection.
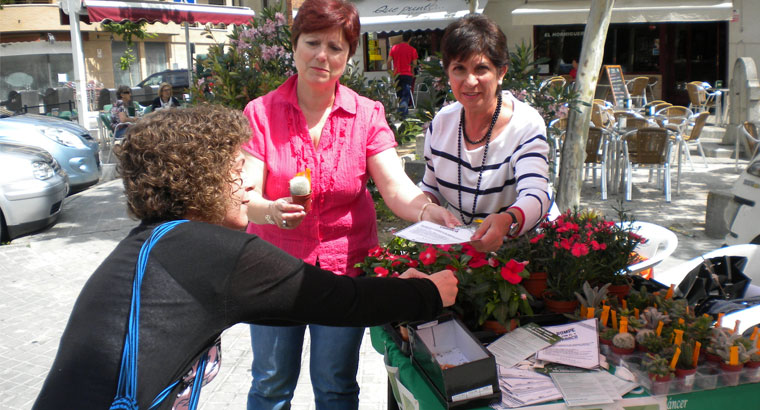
[
  {"xmin": 540, "ymin": 76, "xmax": 566, "ymax": 92},
  {"xmin": 681, "ymin": 111, "xmax": 710, "ymax": 168},
  {"xmin": 626, "ymin": 76, "xmax": 649, "ymax": 108},
  {"xmin": 655, "ymin": 105, "xmax": 692, "ymax": 136},
  {"xmin": 621, "ymin": 127, "xmax": 673, "ymax": 202},
  {"xmin": 547, "ymin": 117, "xmax": 567, "ymax": 184},
  {"xmin": 736, "ymin": 121, "xmax": 760, "ymax": 171},
  {"xmin": 686, "ymin": 81, "xmax": 720, "ymax": 114},
  {"xmin": 585, "ymin": 126, "xmax": 611, "ymax": 200}
]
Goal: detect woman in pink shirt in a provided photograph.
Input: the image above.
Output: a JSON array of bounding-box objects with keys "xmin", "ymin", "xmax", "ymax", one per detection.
[{"xmin": 241, "ymin": 0, "xmax": 457, "ymax": 409}]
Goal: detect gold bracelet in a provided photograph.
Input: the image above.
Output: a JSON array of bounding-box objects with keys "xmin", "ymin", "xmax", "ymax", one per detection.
[{"xmin": 418, "ymin": 202, "xmax": 434, "ymax": 222}]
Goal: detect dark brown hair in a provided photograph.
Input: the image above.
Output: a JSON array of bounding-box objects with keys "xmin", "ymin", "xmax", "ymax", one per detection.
[
  {"xmin": 117, "ymin": 85, "xmax": 131, "ymax": 97},
  {"xmin": 292, "ymin": 0, "xmax": 360, "ymax": 57},
  {"xmin": 441, "ymin": 14, "xmax": 509, "ymax": 71},
  {"xmin": 115, "ymin": 105, "xmax": 250, "ymax": 223}
]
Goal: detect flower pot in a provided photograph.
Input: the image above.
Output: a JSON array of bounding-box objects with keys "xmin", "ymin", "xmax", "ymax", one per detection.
[
  {"xmin": 637, "ymin": 343, "xmax": 649, "ymax": 353},
  {"xmin": 599, "ymin": 336, "xmax": 613, "ymax": 346},
  {"xmin": 696, "ymin": 367, "xmax": 720, "ymax": 390},
  {"xmin": 704, "ymin": 350, "xmax": 722, "ymax": 364},
  {"xmin": 481, "ymin": 319, "xmax": 518, "ymax": 335},
  {"xmin": 523, "ymin": 272, "xmax": 548, "ymax": 299},
  {"xmin": 719, "ymin": 362, "xmax": 744, "ymax": 386},
  {"xmin": 611, "ymin": 345, "xmax": 635, "ymax": 355},
  {"xmin": 607, "ymin": 283, "xmax": 631, "ymax": 303},
  {"xmin": 648, "ymin": 374, "xmax": 672, "ymax": 395},
  {"xmin": 543, "ymin": 295, "xmax": 579, "ymax": 314},
  {"xmin": 743, "ymin": 360, "xmax": 760, "ymax": 383},
  {"xmin": 675, "ymin": 367, "xmax": 697, "ymax": 392}
]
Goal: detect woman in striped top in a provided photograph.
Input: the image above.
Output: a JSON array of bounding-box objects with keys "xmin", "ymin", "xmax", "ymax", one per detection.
[{"xmin": 421, "ymin": 14, "xmax": 551, "ymax": 252}]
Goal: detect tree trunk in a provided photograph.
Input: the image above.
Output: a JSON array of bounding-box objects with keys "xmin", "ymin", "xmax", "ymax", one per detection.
[{"xmin": 556, "ymin": 0, "xmax": 615, "ymax": 212}]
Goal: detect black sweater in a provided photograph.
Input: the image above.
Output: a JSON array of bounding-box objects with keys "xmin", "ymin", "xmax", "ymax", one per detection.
[{"xmin": 33, "ymin": 221, "xmax": 442, "ymax": 409}]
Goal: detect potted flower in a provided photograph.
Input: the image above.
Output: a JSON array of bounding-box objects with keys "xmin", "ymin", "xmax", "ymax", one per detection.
[
  {"xmin": 644, "ymin": 353, "xmax": 674, "ymax": 395},
  {"xmin": 355, "ymin": 238, "xmax": 533, "ymax": 334},
  {"xmin": 529, "ymin": 208, "xmax": 644, "ymax": 310},
  {"xmin": 739, "ymin": 336, "xmax": 760, "ymax": 383},
  {"xmin": 712, "ymin": 327, "xmax": 749, "ymax": 386}
]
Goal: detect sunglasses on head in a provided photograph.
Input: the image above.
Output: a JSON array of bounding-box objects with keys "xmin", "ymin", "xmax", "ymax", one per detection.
[{"xmin": 121, "ymin": 91, "xmax": 131, "ymax": 95}]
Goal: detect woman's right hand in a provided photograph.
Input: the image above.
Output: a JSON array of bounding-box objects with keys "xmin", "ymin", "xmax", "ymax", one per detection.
[
  {"xmin": 403, "ymin": 269, "xmax": 458, "ymax": 307},
  {"xmin": 269, "ymin": 198, "xmax": 307, "ymax": 229},
  {"xmin": 422, "ymin": 204, "xmax": 460, "ymax": 228}
]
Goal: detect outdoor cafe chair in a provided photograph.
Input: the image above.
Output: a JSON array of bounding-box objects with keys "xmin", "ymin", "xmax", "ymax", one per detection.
[
  {"xmin": 686, "ymin": 81, "xmax": 720, "ymax": 114},
  {"xmin": 591, "ymin": 102, "xmax": 615, "ymax": 130},
  {"xmin": 585, "ymin": 126, "xmax": 611, "ymax": 200},
  {"xmin": 681, "ymin": 111, "xmax": 710, "ymax": 169},
  {"xmin": 540, "ymin": 76, "xmax": 566, "ymax": 92},
  {"xmin": 621, "ymin": 127, "xmax": 673, "ymax": 202},
  {"xmin": 626, "ymin": 76, "xmax": 649, "ymax": 108},
  {"xmin": 736, "ymin": 121, "xmax": 760, "ymax": 171},
  {"xmin": 547, "ymin": 117, "xmax": 567, "ymax": 184}
]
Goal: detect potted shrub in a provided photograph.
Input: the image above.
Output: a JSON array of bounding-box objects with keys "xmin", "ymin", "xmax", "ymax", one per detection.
[
  {"xmin": 600, "ymin": 326, "xmax": 618, "ymax": 347},
  {"xmin": 612, "ymin": 332, "xmax": 636, "ymax": 355},
  {"xmin": 713, "ymin": 328, "xmax": 749, "ymax": 386},
  {"xmin": 530, "ymin": 208, "xmax": 644, "ymax": 309},
  {"xmin": 644, "ymin": 353, "xmax": 674, "ymax": 395}
]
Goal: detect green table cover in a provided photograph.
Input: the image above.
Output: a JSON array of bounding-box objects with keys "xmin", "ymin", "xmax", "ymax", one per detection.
[{"xmin": 369, "ymin": 326, "xmax": 760, "ymax": 410}]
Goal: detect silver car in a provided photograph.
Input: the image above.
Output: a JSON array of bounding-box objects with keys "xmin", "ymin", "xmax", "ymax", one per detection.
[
  {"xmin": 0, "ymin": 142, "xmax": 68, "ymax": 242},
  {"xmin": 0, "ymin": 114, "xmax": 100, "ymax": 192}
]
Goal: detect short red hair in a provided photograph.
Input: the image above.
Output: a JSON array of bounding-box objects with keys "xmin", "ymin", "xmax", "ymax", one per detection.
[{"xmin": 292, "ymin": 0, "xmax": 360, "ymax": 58}]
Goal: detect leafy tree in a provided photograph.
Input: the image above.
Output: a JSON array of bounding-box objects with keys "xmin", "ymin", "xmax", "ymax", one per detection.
[{"xmin": 101, "ymin": 21, "xmax": 157, "ymax": 72}]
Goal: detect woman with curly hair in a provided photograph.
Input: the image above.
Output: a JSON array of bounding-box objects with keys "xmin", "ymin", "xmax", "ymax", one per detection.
[{"xmin": 32, "ymin": 105, "xmax": 457, "ymax": 410}]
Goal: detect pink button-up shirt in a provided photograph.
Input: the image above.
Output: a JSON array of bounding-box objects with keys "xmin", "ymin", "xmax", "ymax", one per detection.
[{"xmin": 242, "ymin": 75, "xmax": 397, "ymax": 277}]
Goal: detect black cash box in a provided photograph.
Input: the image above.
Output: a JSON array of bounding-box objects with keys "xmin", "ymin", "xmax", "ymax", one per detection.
[{"xmin": 409, "ymin": 314, "xmax": 501, "ymax": 409}]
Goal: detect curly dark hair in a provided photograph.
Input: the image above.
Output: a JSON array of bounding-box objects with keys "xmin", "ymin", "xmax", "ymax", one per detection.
[{"xmin": 115, "ymin": 104, "xmax": 250, "ymax": 224}]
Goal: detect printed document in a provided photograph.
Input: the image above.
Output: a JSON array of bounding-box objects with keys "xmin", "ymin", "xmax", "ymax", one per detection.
[
  {"xmin": 535, "ymin": 318, "xmax": 600, "ymax": 369},
  {"xmin": 395, "ymin": 221, "xmax": 475, "ymax": 244},
  {"xmin": 487, "ymin": 323, "xmax": 561, "ymax": 369}
]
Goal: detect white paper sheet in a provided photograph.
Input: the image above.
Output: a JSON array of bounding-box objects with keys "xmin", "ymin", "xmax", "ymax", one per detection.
[
  {"xmin": 394, "ymin": 221, "xmax": 476, "ymax": 244},
  {"xmin": 550, "ymin": 371, "xmax": 616, "ymax": 407},
  {"xmin": 535, "ymin": 318, "xmax": 601, "ymax": 369},
  {"xmin": 487, "ymin": 323, "xmax": 562, "ymax": 369}
]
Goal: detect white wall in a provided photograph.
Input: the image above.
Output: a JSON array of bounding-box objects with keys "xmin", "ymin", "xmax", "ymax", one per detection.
[
  {"xmin": 729, "ymin": 0, "xmax": 760, "ymax": 83},
  {"xmin": 483, "ymin": 0, "xmax": 534, "ymax": 53}
]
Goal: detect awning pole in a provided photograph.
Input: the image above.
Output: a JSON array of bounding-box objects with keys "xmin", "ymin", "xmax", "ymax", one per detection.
[
  {"xmin": 65, "ymin": 0, "xmax": 90, "ymax": 127},
  {"xmin": 186, "ymin": 22, "xmax": 192, "ymax": 90}
]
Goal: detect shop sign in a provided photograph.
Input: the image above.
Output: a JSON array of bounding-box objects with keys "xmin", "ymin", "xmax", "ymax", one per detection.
[{"xmin": 354, "ymin": 0, "xmax": 467, "ymax": 17}]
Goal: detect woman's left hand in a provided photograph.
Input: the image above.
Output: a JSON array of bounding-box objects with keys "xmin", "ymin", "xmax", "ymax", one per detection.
[{"xmin": 469, "ymin": 213, "xmax": 510, "ymax": 252}]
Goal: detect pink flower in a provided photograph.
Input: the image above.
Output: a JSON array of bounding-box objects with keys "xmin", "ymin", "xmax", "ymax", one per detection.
[
  {"xmin": 571, "ymin": 242, "xmax": 589, "ymax": 257},
  {"xmin": 420, "ymin": 246, "xmax": 437, "ymax": 266},
  {"xmin": 374, "ymin": 267, "xmax": 389, "ymax": 277},
  {"xmin": 500, "ymin": 260, "xmax": 526, "ymax": 284}
]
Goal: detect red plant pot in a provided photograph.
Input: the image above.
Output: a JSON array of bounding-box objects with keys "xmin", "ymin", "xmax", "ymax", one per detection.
[
  {"xmin": 719, "ymin": 362, "xmax": 744, "ymax": 386},
  {"xmin": 611, "ymin": 345, "xmax": 635, "ymax": 355},
  {"xmin": 675, "ymin": 367, "xmax": 698, "ymax": 392},
  {"xmin": 543, "ymin": 295, "xmax": 579, "ymax": 314},
  {"xmin": 743, "ymin": 360, "xmax": 760, "ymax": 383},
  {"xmin": 704, "ymin": 350, "xmax": 722, "ymax": 364},
  {"xmin": 481, "ymin": 319, "xmax": 519, "ymax": 335},
  {"xmin": 607, "ymin": 283, "xmax": 631, "ymax": 303},
  {"xmin": 523, "ymin": 272, "xmax": 548, "ymax": 299},
  {"xmin": 599, "ymin": 336, "xmax": 613, "ymax": 346}
]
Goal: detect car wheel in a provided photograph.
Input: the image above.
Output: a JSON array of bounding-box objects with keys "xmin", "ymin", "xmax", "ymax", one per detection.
[{"xmin": 0, "ymin": 208, "xmax": 8, "ymax": 243}]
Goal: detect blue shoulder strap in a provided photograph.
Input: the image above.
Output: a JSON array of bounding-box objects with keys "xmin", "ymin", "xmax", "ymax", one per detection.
[{"xmin": 110, "ymin": 220, "xmax": 190, "ymax": 410}]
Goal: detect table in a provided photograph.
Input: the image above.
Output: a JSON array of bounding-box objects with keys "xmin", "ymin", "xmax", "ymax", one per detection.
[{"xmin": 370, "ymin": 326, "xmax": 759, "ymax": 410}]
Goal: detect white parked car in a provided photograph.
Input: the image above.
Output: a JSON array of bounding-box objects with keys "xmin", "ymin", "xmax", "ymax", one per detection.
[{"xmin": 725, "ymin": 152, "xmax": 760, "ymax": 245}]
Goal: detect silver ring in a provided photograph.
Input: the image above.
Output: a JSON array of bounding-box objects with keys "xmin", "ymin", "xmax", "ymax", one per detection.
[{"xmin": 281, "ymin": 220, "xmax": 288, "ymax": 228}]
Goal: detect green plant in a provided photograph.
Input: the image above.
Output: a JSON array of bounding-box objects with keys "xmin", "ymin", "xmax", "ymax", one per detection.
[
  {"xmin": 612, "ymin": 332, "xmax": 635, "ymax": 350},
  {"xmin": 645, "ymin": 353, "xmax": 674, "ymax": 378},
  {"xmin": 102, "ymin": 21, "xmax": 157, "ymax": 72},
  {"xmin": 355, "ymin": 238, "xmax": 533, "ymax": 329},
  {"xmin": 627, "ymin": 285, "xmax": 654, "ymax": 311},
  {"xmin": 685, "ymin": 314, "xmax": 714, "ymax": 346},
  {"xmin": 529, "ymin": 208, "xmax": 644, "ymax": 300},
  {"xmin": 676, "ymin": 340, "xmax": 698, "ymax": 369},
  {"xmin": 639, "ymin": 333, "xmax": 671, "ymax": 355},
  {"xmin": 600, "ymin": 327, "xmax": 618, "ymax": 341},
  {"xmin": 638, "ymin": 307, "xmax": 671, "ymax": 330},
  {"xmin": 574, "ymin": 281, "xmax": 610, "ymax": 310}
]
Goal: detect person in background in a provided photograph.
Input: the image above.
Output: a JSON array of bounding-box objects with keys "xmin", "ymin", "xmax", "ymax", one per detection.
[
  {"xmin": 420, "ymin": 14, "xmax": 551, "ymax": 253},
  {"xmin": 110, "ymin": 85, "xmax": 139, "ymax": 139},
  {"xmin": 32, "ymin": 105, "xmax": 458, "ymax": 409},
  {"xmin": 387, "ymin": 31, "xmax": 418, "ymax": 117},
  {"xmin": 569, "ymin": 59, "xmax": 579, "ymax": 80},
  {"xmin": 151, "ymin": 81, "xmax": 181, "ymax": 111},
  {"xmin": 240, "ymin": 0, "xmax": 459, "ymax": 409}
]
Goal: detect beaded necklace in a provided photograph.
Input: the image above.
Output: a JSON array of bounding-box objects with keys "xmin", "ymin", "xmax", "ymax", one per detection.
[{"xmin": 457, "ymin": 92, "xmax": 502, "ymax": 225}]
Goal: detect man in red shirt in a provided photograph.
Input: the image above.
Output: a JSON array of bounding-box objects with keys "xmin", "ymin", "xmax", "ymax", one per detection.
[{"xmin": 387, "ymin": 32, "xmax": 418, "ymax": 116}]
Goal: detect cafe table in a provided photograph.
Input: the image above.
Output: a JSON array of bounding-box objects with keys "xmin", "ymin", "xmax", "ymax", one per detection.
[{"xmin": 370, "ymin": 326, "xmax": 759, "ymax": 410}]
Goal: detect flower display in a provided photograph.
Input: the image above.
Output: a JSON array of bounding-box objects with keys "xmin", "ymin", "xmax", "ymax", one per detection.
[
  {"xmin": 356, "ymin": 237, "xmax": 533, "ymax": 329},
  {"xmin": 527, "ymin": 208, "xmax": 645, "ymax": 301}
]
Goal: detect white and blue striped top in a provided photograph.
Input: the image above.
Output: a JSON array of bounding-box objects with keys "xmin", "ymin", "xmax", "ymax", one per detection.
[{"xmin": 421, "ymin": 91, "xmax": 551, "ymax": 235}]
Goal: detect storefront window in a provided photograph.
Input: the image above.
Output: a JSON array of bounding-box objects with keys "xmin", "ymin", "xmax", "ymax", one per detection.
[
  {"xmin": 144, "ymin": 42, "xmax": 168, "ymax": 78},
  {"xmin": 363, "ymin": 30, "xmax": 442, "ymax": 72},
  {"xmin": 111, "ymin": 41, "xmax": 141, "ymax": 87},
  {"xmin": 0, "ymin": 53, "xmax": 73, "ymax": 101}
]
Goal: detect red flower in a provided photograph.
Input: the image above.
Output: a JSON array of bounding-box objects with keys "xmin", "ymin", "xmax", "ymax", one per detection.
[
  {"xmin": 500, "ymin": 260, "xmax": 525, "ymax": 284},
  {"xmin": 468, "ymin": 257, "xmax": 488, "ymax": 268},
  {"xmin": 571, "ymin": 242, "xmax": 590, "ymax": 257},
  {"xmin": 590, "ymin": 240, "xmax": 607, "ymax": 251},
  {"xmin": 368, "ymin": 246, "xmax": 384, "ymax": 258},
  {"xmin": 488, "ymin": 257, "xmax": 500, "ymax": 267},
  {"xmin": 529, "ymin": 233, "xmax": 545, "ymax": 244},
  {"xmin": 560, "ymin": 238, "xmax": 572, "ymax": 250},
  {"xmin": 374, "ymin": 266, "xmax": 389, "ymax": 277},
  {"xmin": 420, "ymin": 246, "xmax": 437, "ymax": 266},
  {"xmin": 407, "ymin": 259, "xmax": 419, "ymax": 268},
  {"xmin": 437, "ymin": 244, "xmax": 452, "ymax": 252}
]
